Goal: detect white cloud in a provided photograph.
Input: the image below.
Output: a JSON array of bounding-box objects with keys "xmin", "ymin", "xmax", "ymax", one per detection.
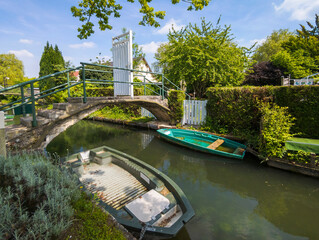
[
  {"xmin": 141, "ymin": 41, "xmax": 167, "ymax": 54},
  {"xmin": 154, "ymin": 18, "xmax": 185, "ymax": 35},
  {"xmin": 274, "ymin": 0, "xmax": 319, "ymax": 21},
  {"xmin": 0, "ymin": 29, "xmax": 23, "ymax": 35},
  {"xmin": 19, "ymin": 39, "xmax": 33, "ymax": 44},
  {"xmin": 69, "ymin": 42, "xmax": 96, "ymax": 49},
  {"xmin": 8, "ymin": 49, "xmax": 34, "ymax": 58},
  {"xmin": 250, "ymin": 38, "xmax": 266, "ymax": 46}
]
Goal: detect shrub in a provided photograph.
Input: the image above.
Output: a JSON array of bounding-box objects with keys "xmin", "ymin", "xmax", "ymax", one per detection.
[
  {"xmin": 243, "ymin": 61, "xmax": 284, "ymax": 86},
  {"xmin": 259, "ymin": 102, "xmax": 295, "ymax": 158},
  {"xmin": 0, "ymin": 152, "xmax": 80, "ymax": 240},
  {"xmin": 168, "ymin": 90, "xmax": 185, "ymax": 124}
]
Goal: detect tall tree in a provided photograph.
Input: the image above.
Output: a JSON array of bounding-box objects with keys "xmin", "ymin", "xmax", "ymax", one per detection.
[
  {"xmin": 155, "ymin": 18, "xmax": 251, "ymax": 98},
  {"xmin": 71, "ymin": 0, "xmax": 211, "ymax": 39},
  {"xmin": 252, "ymin": 29, "xmax": 293, "ymax": 63},
  {"xmin": 0, "ymin": 53, "xmax": 24, "ymax": 86},
  {"xmin": 270, "ymin": 24, "xmax": 319, "ymax": 79},
  {"xmin": 297, "ymin": 14, "xmax": 319, "ymax": 39},
  {"xmin": 39, "ymin": 42, "xmax": 65, "ymax": 90}
]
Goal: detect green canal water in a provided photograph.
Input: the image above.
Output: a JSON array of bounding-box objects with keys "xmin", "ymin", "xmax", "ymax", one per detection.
[{"xmin": 46, "ymin": 120, "xmax": 319, "ymax": 240}]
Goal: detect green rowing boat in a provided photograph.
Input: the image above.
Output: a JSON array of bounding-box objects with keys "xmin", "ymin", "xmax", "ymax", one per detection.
[
  {"xmin": 157, "ymin": 129, "xmax": 247, "ymax": 159},
  {"xmin": 65, "ymin": 146, "xmax": 194, "ymax": 238}
]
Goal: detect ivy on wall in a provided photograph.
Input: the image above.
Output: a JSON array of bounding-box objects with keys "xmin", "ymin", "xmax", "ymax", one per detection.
[{"xmin": 168, "ymin": 90, "xmax": 185, "ymax": 124}]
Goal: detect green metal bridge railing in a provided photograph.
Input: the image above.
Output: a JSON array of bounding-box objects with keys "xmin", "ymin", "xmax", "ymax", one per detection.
[{"xmin": 0, "ymin": 62, "xmax": 190, "ymax": 127}]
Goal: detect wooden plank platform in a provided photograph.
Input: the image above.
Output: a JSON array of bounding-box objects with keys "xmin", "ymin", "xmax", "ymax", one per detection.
[
  {"xmin": 207, "ymin": 139, "xmax": 224, "ymax": 150},
  {"xmin": 79, "ymin": 162, "xmax": 148, "ymax": 210}
]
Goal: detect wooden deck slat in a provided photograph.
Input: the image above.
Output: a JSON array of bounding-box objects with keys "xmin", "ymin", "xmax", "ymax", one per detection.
[
  {"xmin": 79, "ymin": 162, "xmax": 147, "ymax": 210},
  {"xmin": 207, "ymin": 139, "xmax": 224, "ymax": 150}
]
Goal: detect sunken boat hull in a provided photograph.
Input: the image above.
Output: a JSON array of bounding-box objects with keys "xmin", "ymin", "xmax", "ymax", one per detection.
[
  {"xmin": 157, "ymin": 129, "xmax": 247, "ymax": 159},
  {"xmin": 65, "ymin": 146, "xmax": 194, "ymax": 238}
]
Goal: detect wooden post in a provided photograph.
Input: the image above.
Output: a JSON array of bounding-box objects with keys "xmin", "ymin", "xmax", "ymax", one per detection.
[
  {"xmin": 310, "ymin": 153, "xmax": 316, "ymax": 168},
  {"xmin": 0, "ymin": 111, "xmax": 6, "ymax": 158}
]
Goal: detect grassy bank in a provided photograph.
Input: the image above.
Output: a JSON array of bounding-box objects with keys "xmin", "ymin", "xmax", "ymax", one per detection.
[{"xmin": 90, "ymin": 104, "xmax": 154, "ymax": 123}]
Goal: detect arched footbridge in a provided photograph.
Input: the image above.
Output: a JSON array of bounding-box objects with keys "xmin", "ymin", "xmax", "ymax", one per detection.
[
  {"xmin": 0, "ymin": 62, "xmax": 192, "ymax": 150},
  {"xmin": 4, "ymin": 95, "xmax": 170, "ymax": 150}
]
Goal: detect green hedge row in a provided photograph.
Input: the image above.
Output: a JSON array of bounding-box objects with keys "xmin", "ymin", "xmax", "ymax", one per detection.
[
  {"xmin": 86, "ymin": 87, "xmax": 144, "ymax": 97},
  {"xmin": 206, "ymin": 86, "xmax": 319, "ymax": 138}
]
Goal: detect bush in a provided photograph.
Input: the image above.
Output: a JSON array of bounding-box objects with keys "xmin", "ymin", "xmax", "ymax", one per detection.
[
  {"xmin": 259, "ymin": 102, "xmax": 295, "ymax": 158},
  {"xmin": 0, "ymin": 152, "xmax": 80, "ymax": 240},
  {"xmin": 243, "ymin": 61, "xmax": 284, "ymax": 86},
  {"xmin": 168, "ymin": 90, "xmax": 185, "ymax": 124}
]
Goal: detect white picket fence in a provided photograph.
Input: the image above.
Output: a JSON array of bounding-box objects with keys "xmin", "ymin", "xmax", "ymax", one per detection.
[
  {"xmin": 141, "ymin": 100, "xmax": 207, "ymax": 125},
  {"xmin": 182, "ymin": 100, "xmax": 207, "ymax": 126}
]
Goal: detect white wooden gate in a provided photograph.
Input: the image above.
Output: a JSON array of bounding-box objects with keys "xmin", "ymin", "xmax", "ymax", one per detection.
[
  {"xmin": 182, "ymin": 100, "xmax": 207, "ymax": 125},
  {"xmin": 112, "ymin": 31, "xmax": 133, "ymax": 97}
]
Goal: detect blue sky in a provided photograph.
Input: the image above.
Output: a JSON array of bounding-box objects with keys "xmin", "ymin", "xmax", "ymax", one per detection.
[{"xmin": 0, "ymin": 0, "xmax": 318, "ymax": 78}]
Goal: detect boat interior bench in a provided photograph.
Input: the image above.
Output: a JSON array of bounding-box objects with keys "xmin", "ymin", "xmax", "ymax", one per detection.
[{"xmin": 207, "ymin": 139, "xmax": 224, "ymax": 150}]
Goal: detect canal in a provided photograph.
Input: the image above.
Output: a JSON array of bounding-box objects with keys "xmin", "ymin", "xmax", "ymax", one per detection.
[{"xmin": 46, "ymin": 120, "xmax": 319, "ymax": 240}]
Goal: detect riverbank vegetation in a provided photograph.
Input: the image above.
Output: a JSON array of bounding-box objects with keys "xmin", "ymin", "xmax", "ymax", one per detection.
[
  {"xmin": 203, "ymin": 86, "xmax": 319, "ymax": 164},
  {"xmin": 89, "ymin": 104, "xmax": 154, "ymax": 123},
  {"xmin": 0, "ymin": 152, "xmax": 127, "ymax": 240}
]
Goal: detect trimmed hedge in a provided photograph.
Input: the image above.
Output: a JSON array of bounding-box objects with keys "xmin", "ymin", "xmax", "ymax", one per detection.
[
  {"xmin": 86, "ymin": 86, "xmax": 144, "ymax": 97},
  {"xmin": 168, "ymin": 90, "xmax": 185, "ymax": 124},
  {"xmin": 273, "ymin": 86, "xmax": 319, "ymax": 138},
  {"xmin": 206, "ymin": 86, "xmax": 319, "ymax": 138}
]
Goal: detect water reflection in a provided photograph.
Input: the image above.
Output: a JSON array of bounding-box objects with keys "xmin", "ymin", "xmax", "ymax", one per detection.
[{"xmin": 47, "ymin": 120, "xmax": 319, "ymax": 240}]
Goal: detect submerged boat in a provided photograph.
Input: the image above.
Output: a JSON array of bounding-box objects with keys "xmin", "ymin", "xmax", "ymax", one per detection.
[
  {"xmin": 65, "ymin": 146, "xmax": 194, "ymax": 238},
  {"xmin": 157, "ymin": 129, "xmax": 246, "ymax": 159}
]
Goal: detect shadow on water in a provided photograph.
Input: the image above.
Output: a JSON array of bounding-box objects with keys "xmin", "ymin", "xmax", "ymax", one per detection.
[{"xmin": 47, "ymin": 120, "xmax": 319, "ymax": 240}]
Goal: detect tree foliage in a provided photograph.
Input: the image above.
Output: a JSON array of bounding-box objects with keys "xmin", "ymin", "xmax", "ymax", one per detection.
[
  {"xmin": 71, "ymin": 0, "xmax": 210, "ymax": 39},
  {"xmin": 155, "ymin": 18, "xmax": 251, "ymax": 98},
  {"xmin": 254, "ymin": 17, "xmax": 319, "ymax": 79},
  {"xmin": 252, "ymin": 29, "xmax": 292, "ymax": 63},
  {"xmin": 243, "ymin": 61, "xmax": 284, "ymax": 86},
  {"xmin": 271, "ymin": 47, "xmax": 316, "ymax": 79},
  {"xmin": 39, "ymin": 42, "xmax": 66, "ymax": 90},
  {"xmin": 0, "ymin": 53, "xmax": 24, "ymax": 86},
  {"xmin": 80, "ymin": 54, "xmax": 113, "ymax": 84},
  {"xmin": 297, "ymin": 14, "xmax": 319, "ymax": 39}
]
